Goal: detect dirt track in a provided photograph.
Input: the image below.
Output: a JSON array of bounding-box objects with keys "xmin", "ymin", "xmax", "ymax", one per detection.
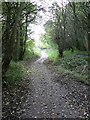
[{"xmin": 20, "ymin": 59, "xmax": 89, "ymax": 119}]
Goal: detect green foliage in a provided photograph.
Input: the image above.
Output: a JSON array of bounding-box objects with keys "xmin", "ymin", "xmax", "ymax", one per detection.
[
  {"xmin": 2, "ymin": 2, "xmax": 38, "ymax": 75},
  {"xmin": 49, "ymin": 2, "xmax": 89, "ymax": 54},
  {"xmin": 55, "ymin": 50, "xmax": 89, "ymax": 85},
  {"xmin": 33, "ymin": 47, "xmax": 41, "ymax": 57},
  {"xmin": 24, "ymin": 40, "xmax": 39, "ymax": 60},
  {"xmin": 58, "ymin": 66, "xmax": 89, "ymax": 85},
  {"xmin": 4, "ymin": 62, "xmax": 25, "ymax": 86},
  {"xmin": 40, "ymin": 21, "xmax": 59, "ymax": 61},
  {"xmin": 59, "ymin": 50, "xmax": 88, "ymax": 70},
  {"xmin": 48, "ymin": 49, "xmax": 59, "ymax": 61},
  {"xmin": 60, "ymin": 51, "xmax": 88, "ymax": 71}
]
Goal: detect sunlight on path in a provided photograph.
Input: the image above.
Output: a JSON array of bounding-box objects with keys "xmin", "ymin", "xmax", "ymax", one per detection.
[{"xmin": 35, "ymin": 50, "xmax": 48, "ymax": 63}]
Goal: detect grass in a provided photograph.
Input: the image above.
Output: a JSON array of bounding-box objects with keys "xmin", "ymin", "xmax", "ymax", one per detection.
[
  {"xmin": 3, "ymin": 50, "xmax": 89, "ymax": 86},
  {"xmin": 50, "ymin": 50, "xmax": 89, "ymax": 85},
  {"xmin": 58, "ymin": 66, "xmax": 89, "ymax": 85},
  {"xmin": 3, "ymin": 61, "xmax": 25, "ymax": 86},
  {"xmin": 47, "ymin": 49, "xmax": 59, "ymax": 61}
]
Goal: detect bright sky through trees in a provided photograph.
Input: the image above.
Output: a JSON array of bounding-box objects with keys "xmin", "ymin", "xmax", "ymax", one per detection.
[{"xmin": 29, "ymin": 0, "xmax": 68, "ymax": 43}]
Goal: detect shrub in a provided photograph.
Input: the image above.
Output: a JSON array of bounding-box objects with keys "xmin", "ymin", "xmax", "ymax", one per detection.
[
  {"xmin": 48, "ymin": 49, "xmax": 59, "ymax": 61},
  {"xmin": 55, "ymin": 50, "xmax": 89, "ymax": 84},
  {"xmin": 3, "ymin": 62, "xmax": 25, "ymax": 86}
]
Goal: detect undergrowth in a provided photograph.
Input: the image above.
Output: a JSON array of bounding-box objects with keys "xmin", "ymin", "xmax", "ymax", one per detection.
[
  {"xmin": 24, "ymin": 40, "xmax": 40, "ymax": 61},
  {"xmin": 24, "ymin": 49, "xmax": 39, "ymax": 61},
  {"xmin": 48, "ymin": 49, "xmax": 59, "ymax": 61},
  {"xmin": 3, "ymin": 62, "xmax": 25, "ymax": 86},
  {"xmin": 53, "ymin": 50, "xmax": 89, "ymax": 85}
]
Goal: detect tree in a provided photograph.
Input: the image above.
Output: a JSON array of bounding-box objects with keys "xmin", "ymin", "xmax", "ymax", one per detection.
[
  {"xmin": 2, "ymin": 2, "xmax": 37, "ymax": 76},
  {"xmin": 53, "ymin": 2, "xmax": 67, "ymax": 57},
  {"xmin": 49, "ymin": 1, "xmax": 89, "ymax": 57}
]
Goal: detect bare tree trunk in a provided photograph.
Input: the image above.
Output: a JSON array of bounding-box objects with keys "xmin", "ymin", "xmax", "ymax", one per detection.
[
  {"xmin": 2, "ymin": 3, "xmax": 24, "ymax": 77},
  {"xmin": 23, "ymin": 14, "xmax": 28, "ymax": 56},
  {"xmin": 58, "ymin": 47, "xmax": 63, "ymax": 57},
  {"xmin": 73, "ymin": 3, "xmax": 79, "ymax": 49},
  {"xmin": 70, "ymin": 2, "xmax": 79, "ymax": 50},
  {"xmin": 88, "ymin": 12, "xmax": 90, "ymax": 52},
  {"xmin": 13, "ymin": 28, "xmax": 19, "ymax": 61},
  {"xmin": 2, "ymin": 24, "xmax": 17, "ymax": 76},
  {"xmin": 19, "ymin": 25, "xmax": 24, "ymax": 60}
]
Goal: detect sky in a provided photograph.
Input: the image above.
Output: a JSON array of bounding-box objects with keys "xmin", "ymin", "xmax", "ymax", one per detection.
[{"xmin": 29, "ymin": 0, "xmax": 68, "ymax": 43}]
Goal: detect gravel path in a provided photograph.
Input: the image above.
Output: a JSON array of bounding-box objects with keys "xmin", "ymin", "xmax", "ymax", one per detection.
[{"xmin": 21, "ymin": 60, "xmax": 89, "ymax": 119}]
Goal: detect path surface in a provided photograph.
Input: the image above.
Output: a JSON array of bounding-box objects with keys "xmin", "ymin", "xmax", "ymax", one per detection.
[{"xmin": 21, "ymin": 60, "xmax": 89, "ymax": 118}]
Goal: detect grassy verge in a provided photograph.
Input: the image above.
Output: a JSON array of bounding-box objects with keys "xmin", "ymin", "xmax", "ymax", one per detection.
[
  {"xmin": 49, "ymin": 50, "xmax": 89, "ymax": 85},
  {"xmin": 3, "ymin": 61, "xmax": 25, "ymax": 87},
  {"xmin": 2, "ymin": 61, "xmax": 29, "ymax": 118},
  {"xmin": 57, "ymin": 66, "xmax": 89, "ymax": 85}
]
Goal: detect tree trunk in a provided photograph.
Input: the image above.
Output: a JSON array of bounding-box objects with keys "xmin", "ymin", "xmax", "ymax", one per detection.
[
  {"xmin": 23, "ymin": 14, "xmax": 28, "ymax": 56},
  {"xmin": 70, "ymin": 2, "xmax": 79, "ymax": 50},
  {"xmin": 58, "ymin": 47, "xmax": 63, "ymax": 57},
  {"xmin": 88, "ymin": 13, "xmax": 90, "ymax": 52},
  {"xmin": 73, "ymin": 3, "xmax": 79, "ymax": 49},
  {"xmin": 2, "ymin": 3, "xmax": 24, "ymax": 76},
  {"xmin": 19, "ymin": 25, "xmax": 24, "ymax": 60},
  {"xmin": 71, "ymin": 47, "xmax": 74, "ymax": 52},
  {"xmin": 13, "ymin": 28, "xmax": 19, "ymax": 61},
  {"xmin": 2, "ymin": 25, "xmax": 17, "ymax": 76}
]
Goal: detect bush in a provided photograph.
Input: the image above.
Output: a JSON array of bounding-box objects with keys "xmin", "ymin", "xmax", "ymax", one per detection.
[
  {"xmin": 48, "ymin": 49, "xmax": 59, "ymax": 61},
  {"xmin": 24, "ymin": 40, "xmax": 40, "ymax": 60},
  {"xmin": 3, "ymin": 62, "xmax": 25, "ymax": 86},
  {"xmin": 55, "ymin": 50, "xmax": 89, "ymax": 84},
  {"xmin": 24, "ymin": 49, "xmax": 39, "ymax": 60},
  {"xmin": 60, "ymin": 57, "xmax": 87, "ymax": 70},
  {"xmin": 58, "ymin": 51, "xmax": 88, "ymax": 70}
]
